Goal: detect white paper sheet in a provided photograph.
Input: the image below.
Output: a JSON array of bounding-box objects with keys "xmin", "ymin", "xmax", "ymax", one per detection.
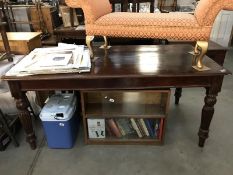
[{"xmin": 6, "ymin": 44, "xmax": 91, "ymax": 76}]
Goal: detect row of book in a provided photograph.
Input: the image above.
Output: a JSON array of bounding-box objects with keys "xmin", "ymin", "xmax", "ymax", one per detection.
[
  {"xmin": 87, "ymin": 118, "xmax": 164, "ymax": 139},
  {"xmin": 106, "ymin": 118, "xmax": 163, "ymax": 139}
]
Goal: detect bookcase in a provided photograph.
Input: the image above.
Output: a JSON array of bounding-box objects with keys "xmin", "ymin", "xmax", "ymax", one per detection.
[{"xmin": 81, "ymin": 90, "xmax": 170, "ymax": 145}]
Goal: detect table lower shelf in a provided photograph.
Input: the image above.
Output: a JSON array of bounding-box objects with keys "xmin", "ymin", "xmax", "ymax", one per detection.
[{"xmin": 86, "ymin": 138, "xmax": 163, "ymax": 145}]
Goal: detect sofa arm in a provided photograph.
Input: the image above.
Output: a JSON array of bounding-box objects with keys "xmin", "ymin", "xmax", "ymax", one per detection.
[
  {"xmin": 66, "ymin": 0, "xmax": 112, "ymax": 24},
  {"xmin": 194, "ymin": 0, "xmax": 233, "ymax": 26},
  {"xmin": 65, "ymin": 0, "xmax": 82, "ymax": 8}
]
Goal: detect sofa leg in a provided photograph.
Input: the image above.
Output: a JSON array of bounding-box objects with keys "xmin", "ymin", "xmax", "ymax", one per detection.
[
  {"xmin": 192, "ymin": 41, "xmax": 209, "ymax": 70},
  {"xmin": 86, "ymin": 36, "xmax": 94, "ymax": 58},
  {"xmin": 103, "ymin": 36, "xmax": 108, "ymax": 48},
  {"xmin": 100, "ymin": 36, "xmax": 110, "ymax": 49},
  {"xmin": 194, "ymin": 41, "xmax": 199, "ymax": 55}
]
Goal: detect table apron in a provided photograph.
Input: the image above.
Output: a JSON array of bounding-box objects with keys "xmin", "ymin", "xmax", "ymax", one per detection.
[{"xmin": 12, "ymin": 76, "xmax": 217, "ymax": 91}]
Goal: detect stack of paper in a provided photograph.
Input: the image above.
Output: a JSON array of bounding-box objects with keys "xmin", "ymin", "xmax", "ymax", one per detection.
[{"xmin": 6, "ymin": 43, "xmax": 91, "ymax": 76}]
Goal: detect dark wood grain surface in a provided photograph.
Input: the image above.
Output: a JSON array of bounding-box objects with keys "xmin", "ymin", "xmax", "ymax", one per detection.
[{"xmin": 2, "ymin": 45, "xmax": 230, "ymax": 81}]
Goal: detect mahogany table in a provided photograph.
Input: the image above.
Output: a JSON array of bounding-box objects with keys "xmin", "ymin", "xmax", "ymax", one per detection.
[{"xmin": 2, "ymin": 45, "xmax": 231, "ymax": 150}]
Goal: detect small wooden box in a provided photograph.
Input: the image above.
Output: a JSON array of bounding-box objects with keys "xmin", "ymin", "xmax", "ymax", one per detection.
[{"xmin": 0, "ymin": 32, "xmax": 42, "ymax": 55}]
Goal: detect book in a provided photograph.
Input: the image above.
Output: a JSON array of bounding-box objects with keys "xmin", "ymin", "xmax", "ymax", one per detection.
[
  {"xmin": 154, "ymin": 119, "xmax": 160, "ymax": 139},
  {"xmin": 115, "ymin": 120, "xmax": 126, "ymax": 136},
  {"xmin": 106, "ymin": 119, "xmax": 122, "ymax": 138},
  {"xmin": 144, "ymin": 119, "xmax": 155, "ymax": 138},
  {"xmin": 136, "ymin": 119, "xmax": 146, "ymax": 137},
  {"xmin": 105, "ymin": 123, "xmax": 114, "ymax": 137},
  {"xmin": 159, "ymin": 119, "xmax": 164, "ymax": 141},
  {"xmin": 139, "ymin": 119, "xmax": 149, "ymax": 136},
  {"xmin": 116, "ymin": 118, "xmax": 135, "ymax": 135},
  {"xmin": 130, "ymin": 118, "xmax": 142, "ymax": 138},
  {"xmin": 87, "ymin": 119, "xmax": 105, "ymax": 139}
]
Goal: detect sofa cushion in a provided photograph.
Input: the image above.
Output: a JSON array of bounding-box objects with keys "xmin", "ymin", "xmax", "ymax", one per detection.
[
  {"xmin": 86, "ymin": 24, "xmax": 211, "ymax": 41},
  {"xmin": 95, "ymin": 12, "xmax": 199, "ymax": 28}
]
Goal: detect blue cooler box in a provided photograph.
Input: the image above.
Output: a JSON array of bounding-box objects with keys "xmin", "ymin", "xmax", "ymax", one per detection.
[{"xmin": 39, "ymin": 93, "xmax": 78, "ymax": 148}]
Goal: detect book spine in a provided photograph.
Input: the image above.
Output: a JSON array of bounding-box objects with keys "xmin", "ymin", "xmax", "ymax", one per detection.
[
  {"xmin": 105, "ymin": 123, "xmax": 114, "ymax": 137},
  {"xmin": 107, "ymin": 119, "xmax": 122, "ymax": 138},
  {"xmin": 115, "ymin": 120, "xmax": 126, "ymax": 136},
  {"xmin": 154, "ymin": 119, "xmax": 160, "ymax": 139},
  {"xmin": 159, "ymin": 118, "xmax": 164, "ymax": 141},
  {"xmin": 140, "ymin": 119, "xmax": 149, "ymax": 136},
  {"xmin": 144, "ymin": 119, "xmax": 155, "ymax": 138},
  {"xmin": 136, "ymin": 119, "xmax": 145, "ymax": 137},
  {"xmin": 130, "ymin": 118, "xmax": 142, "ymax": 138}
]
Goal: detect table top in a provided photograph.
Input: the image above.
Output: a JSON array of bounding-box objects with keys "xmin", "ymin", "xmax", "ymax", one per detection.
[{"xmin": 2, "ymin": 45, "xmax": 231, "ymax": 81}]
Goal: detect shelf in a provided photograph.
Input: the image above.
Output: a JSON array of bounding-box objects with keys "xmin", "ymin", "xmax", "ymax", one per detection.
[
  {"xmin": 86, "ymin": 118, "xmax": 164, "ymax": 142},
  {"xmin": 88, "ymin": 134, "xmax": 160, "ymax": 140},
  {"xmin": 81, "ymin": 90, "xmax": 170, "ymax": 145},
  {"xmin": 86, "ymin": 139, "xmax": 162, "ymax": 145},
  {"xmin": 85, "ymin": 103, "xmax": 166, "ymax": 118}
]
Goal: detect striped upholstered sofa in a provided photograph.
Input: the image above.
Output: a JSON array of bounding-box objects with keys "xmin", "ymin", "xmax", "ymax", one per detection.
[{"xmin": 65, "ymin": 0, "xmax": 233, "ymax": 70}]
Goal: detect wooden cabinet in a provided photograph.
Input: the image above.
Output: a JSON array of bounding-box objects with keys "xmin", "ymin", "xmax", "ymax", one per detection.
[
  {"xmin": 81, "ymin": 90, "xmax": 170, "ymax": 145},
  {"xmin": 29, "ymin": 6, "xmax": 59, "ymax": 34}
]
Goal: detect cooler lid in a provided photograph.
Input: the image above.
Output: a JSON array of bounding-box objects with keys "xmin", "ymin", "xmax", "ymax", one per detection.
[{"xmin": 39, "ymin": 93, "xmax": 76, "ymax": 121}]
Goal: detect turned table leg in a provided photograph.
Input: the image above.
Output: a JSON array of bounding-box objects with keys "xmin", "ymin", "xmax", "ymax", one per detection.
[
  {"xmin": 198, "ymin": 78, "xmax": 223, "ymax": 147},
  {"xmin": 15, "ymin": 94, "xmax": 37, "ymax": 149},
  {"xmin": 8, "ymin": 82, "xmax": 37, "ymax": 149},
  {"xmin": 174, "ymin": 88, "xmax": 182, "ymax": 105}
]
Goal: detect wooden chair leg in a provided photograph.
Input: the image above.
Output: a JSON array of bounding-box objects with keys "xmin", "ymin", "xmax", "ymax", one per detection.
[
  {"xmin": 0, "ymin": 109, "xmax": 19, "ymax": 147},
  {"xmin": 86, "ymin": 35, "xmax": 94, "ymax": 58}
]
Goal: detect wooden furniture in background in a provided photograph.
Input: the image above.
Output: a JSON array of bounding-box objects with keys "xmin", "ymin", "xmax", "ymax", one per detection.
[
  {"xmin": 29, "ymin": 5, "xmax": 58, "ymax": 34},
  {"xmin": 110, "ymin": 0, "xmax": 155, "ymax": 13},
  {"xmin": 110, "ymin": 0, "xmax": 128, "ymax": 12},
  {"xmin": 109, "ymin": 0, "xmax": 176, "ymax": 13},
  {"xmin": 158, "ymin": 0, "xmax": 177, "ymax": 12},
  {"xmin": 134, "ymin": 0, "xmax": 155, "ymax": 12},
  {"xmin": 2, "ymin": 44, "xmax": 230, "ymax": 149},
  {"xmin": 81, "ymin": 90, "xmax": 170, "ymax": 145},
  {"xmin": 59, "ymin": 5, "xmax": 79, "ymax": 27},
  {"xmin": 0, "ymin": 22, "xmax": 13, "ymax": 62},
  {"xmin": 1, "ymin": 3, "xmax": 61, "ymax": 39},
  {"xmin": 54, "ymin": 25, "xmax": 86, "ymax": 42},
  {"xmin": 0, "ymin": 109, "xmax": 19, "ymax": 151},
  {"xmin": 0, "ymin": 32, "xmax": 41, "ymax": 54}
]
